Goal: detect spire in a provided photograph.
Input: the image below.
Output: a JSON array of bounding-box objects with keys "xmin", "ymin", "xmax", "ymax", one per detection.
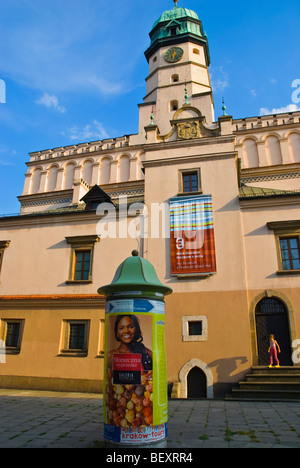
[
  {"xmin": 173, "ymin": 0, "xmax": 179, "ymax": 8},
  {"xmin": 222, "ymin": 97, "xmax": 228, "ymax": 116},
  {"xmin": 184, "ymin": 85, "xmax": 189, "ymax": 105}
]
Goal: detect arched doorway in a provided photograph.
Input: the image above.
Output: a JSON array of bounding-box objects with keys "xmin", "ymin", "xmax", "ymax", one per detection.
[
  {"xmin": 187, "ymin": 367, "xmax": 207, "ymax": 398},
  {"xmin": 255, "ymin": 297, "xmax": 293, "ymax": 366}
]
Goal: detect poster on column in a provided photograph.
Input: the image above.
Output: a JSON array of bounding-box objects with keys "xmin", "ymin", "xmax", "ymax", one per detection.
[
  {"xmin": 104, "ymin": 298, "xmax": 168, "ymax": 444},
  {"xmin": 170, "ymin": 194, "xmax": 217, "ymax": 275}
]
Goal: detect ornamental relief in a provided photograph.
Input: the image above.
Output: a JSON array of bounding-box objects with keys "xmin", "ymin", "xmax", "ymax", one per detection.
[{"xmin": 177, "ymin": 121, "xmax": 200, "ymax": 140}]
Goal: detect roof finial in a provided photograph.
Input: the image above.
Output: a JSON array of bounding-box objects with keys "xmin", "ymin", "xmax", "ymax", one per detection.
[
  {"xmin": 184, "ymin": 83, "xmax": 189, "ymax": 105},
  {"xmin": 222, "ymin": 97, "xmax": 227, "ymax": 116},
  {"xmin": 173, "ymin": 0, "xmax": 179, "ymax": 8}
]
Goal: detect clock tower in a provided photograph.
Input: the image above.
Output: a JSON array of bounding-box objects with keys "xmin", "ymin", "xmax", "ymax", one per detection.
[{"xmin": 138, "ymin": 1, "xmax": 215, "ymax": 137}]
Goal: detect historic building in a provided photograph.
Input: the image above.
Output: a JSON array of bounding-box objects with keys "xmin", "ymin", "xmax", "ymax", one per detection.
[{"xmin": 0, "ymin": 2, "xmax": 300, "ymax": 398}]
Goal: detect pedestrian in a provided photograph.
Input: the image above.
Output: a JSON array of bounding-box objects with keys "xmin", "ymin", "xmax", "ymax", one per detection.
[{"xmin": 268, "ymin": 334, "xmax": 281, "ymax": 367}]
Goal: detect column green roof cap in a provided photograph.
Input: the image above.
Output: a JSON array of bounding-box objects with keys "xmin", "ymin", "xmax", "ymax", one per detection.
[{"xmin": 97, "ymin": 251, "xmax": 173, "ymax": 299}]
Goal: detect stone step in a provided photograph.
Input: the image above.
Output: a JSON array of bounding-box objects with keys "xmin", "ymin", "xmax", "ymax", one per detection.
[
  {"xmin": 226, "ymin": 366, "xmax": 300, "ymax": 401},
  {"xmin": 227, "ymin": 388, "xmax": 300, "ymax": 401},
  {"xmin": 246, "ymin": 373, "xmax": 300, "ymax": 383},
  {"xmin": 252, "ymin": 366, "xmax": 300, "ymax": 375},
  {"xmin": 239, "ymin": 381, "xmax": 300, "ymax": 391}
]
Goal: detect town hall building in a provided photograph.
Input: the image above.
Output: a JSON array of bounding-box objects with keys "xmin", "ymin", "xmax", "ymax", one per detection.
[{"xmin": 0, "ymin": 1, "xmax": 300, "ymax": 398}]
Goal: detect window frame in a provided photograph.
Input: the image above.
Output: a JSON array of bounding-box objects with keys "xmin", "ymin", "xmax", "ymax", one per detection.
[
  {"xmin": 178, "ymin": 168, "xmax": 202, "ymax": 195},
  {"xmin": 182, "ymin": 316, "xmax": 208, "ymax": 342},
  {"xmin": 279, "ymin": 236, "xmax": 300, "ymax": 271},
  {"xmin": 0, "ymin": 240, "xmax": 11, "ymax": 275},
  {"xmin": 0, "ymin": 319, "xmax": 24, "ymax": 355},
  {"xmin": 59, "ymin": 320, "xmax": 90, "ymax": 357},
  {"xmin": 65, "ymin": 235, "xmax": 99, "ymax": 284},
  {"xmin": 267, "ymin": 221, "xmax": 300, "ymax": 275}
]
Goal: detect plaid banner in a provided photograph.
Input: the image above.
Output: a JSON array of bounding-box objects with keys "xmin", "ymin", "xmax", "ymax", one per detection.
[{"xmin": 170, "ymin": 195, "xmax": 217, "ymax": 275}]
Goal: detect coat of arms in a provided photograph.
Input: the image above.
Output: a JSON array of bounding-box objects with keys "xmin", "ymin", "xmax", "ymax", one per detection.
[{"xmin": 177, "ymin": 121, "xmax": 200, "ymax": 140}]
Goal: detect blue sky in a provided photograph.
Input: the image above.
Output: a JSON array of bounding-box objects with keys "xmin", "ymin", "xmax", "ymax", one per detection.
[{"xmin": 0, "ymin": 0, "xmax": 299, "ymax": 214}]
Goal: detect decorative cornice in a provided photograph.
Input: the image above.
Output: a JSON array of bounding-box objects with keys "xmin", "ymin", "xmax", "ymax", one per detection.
[{"xmin": 0, "ymin": 294, "xmax": 105, "ymax": 308}]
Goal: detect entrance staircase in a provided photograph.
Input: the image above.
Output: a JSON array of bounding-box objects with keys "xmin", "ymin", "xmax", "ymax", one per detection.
[{"xmin": 226, "ymin": 367, "xmax": 300, "ymax": 401}]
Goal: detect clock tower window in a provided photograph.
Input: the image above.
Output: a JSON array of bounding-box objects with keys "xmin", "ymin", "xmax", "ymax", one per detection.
[
  {"xmin": 170, "ymin": 100, "xmax": 178, "ymax": 112},
  {"xmin": 171, "ymin": 74, "xmax": 179, "ymax": 83}
]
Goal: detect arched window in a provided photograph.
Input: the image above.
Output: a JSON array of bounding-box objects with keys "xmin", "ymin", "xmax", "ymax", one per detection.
[
  {"xmin": 288, "ymin": 132, "xmax": 300, "ymax": 163},
  {"xmin": 243, "ymin": 138, "xmax": 259, "ymax": 168},
  {"xmin": 265, "ymin": 135, "xmax": 282, "ymax": 165},
  {"xmin": 82, "ymin": 160, "xmax": 93, "ymax": 186},
  {"xmin": 119, "ymin": 155, "xmax": 130, "ymax": 182},
  {"xmin": 64, "ymin": 163, "xmax": 75, "ymax": 189},
  {"xmin": 31, "ymin": 168, "xmax": 42, "ymax": 194},
  {"xmin": 171, "ymin": 74, "xmax": 179, "ymax": 83},
  {"xmin": 100, "ymin": 158, "xmax": 111, "ymax": 185},
  {"xmin": 47, "ymin": 166, "xmax": 58, "ymax": 192}
]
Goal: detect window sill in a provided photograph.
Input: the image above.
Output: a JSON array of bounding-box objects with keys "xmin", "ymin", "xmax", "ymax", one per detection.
[
  {"xmin": 177, "ymin": 190, "xmax": 203, "ymax": 196},
  {"xmin": 182, "ymin": 335, "xmax": 206, "ymax": 342},
  {"xmin": 66, "ymin": 280, "xmax": 93, "ymax": 284},
  {"xmin": 58, "ymin": 349, "xmax": 88, "ymax": 357},
  {"xmin": 277, "ymin": 269, "xmax": 300, "ymax": 275},
  {"xmin": 173, "ymin": 273, "xmax": 214, "ymax": 279},
  {"xmin": 5, "ymin": 348, "xmax": 21, "ymax": 355}
]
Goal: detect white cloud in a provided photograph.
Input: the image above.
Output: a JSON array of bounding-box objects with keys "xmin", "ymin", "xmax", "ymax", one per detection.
[
  {"xmin": 36, "ymin": 92, "xmax": 66, "ymax": 113},
  {"xmin": 64, "ymin": 120, "xmax": 109, "ymax": 142},
  {"xmin": 269, "ymin": 78, "xmax": 277, "ymax": 85},
  {"xmin": 211, "ymin": 66, "xmax": 230, "ymax": 93},
  {"xmin": 260, "ymin": 103, "xmax": 300, "ymax": 116}
]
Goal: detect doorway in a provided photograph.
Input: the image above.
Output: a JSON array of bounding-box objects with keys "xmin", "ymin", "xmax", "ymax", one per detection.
[
  {"xmin": 187, "ymin": 367, "xmax": 207, "ymax": 398},
  {"xmin": 255, "ymin": 297, "xmax": 293, "ymax": 366}
]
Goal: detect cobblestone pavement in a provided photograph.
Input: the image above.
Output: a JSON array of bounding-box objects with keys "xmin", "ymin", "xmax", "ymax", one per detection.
[{"xmin": 0, "ymin": 389, "xmax": 299, "ymax": 448}]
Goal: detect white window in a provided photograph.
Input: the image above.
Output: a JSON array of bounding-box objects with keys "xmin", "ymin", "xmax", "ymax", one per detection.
[{"xmin": 182, "ymin": 316, "xmax": 208, "ymax": 342}]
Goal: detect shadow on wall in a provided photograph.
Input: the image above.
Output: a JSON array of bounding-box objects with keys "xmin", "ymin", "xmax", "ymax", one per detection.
[{"xmin": 208, "ymin": 356, "xmax": 250, "ymax": 398}]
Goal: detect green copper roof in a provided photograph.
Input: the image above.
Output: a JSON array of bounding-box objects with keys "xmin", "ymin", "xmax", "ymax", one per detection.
[
  {"xmin": 152, "ymin": 7, "xmax": 199, "ymax": 29},
  {"xmin": 239, "ymin": 184, "xmax": 300, "ymax": 199},
  {"xmin": 97, "ymin": 250, "xmax": 173, "ymax": 299},
  {"xmin": 145, "ymin": 3, "xmax": 210, "ymax": 64},
  {"xmin": 150, "ymin": 6, "xmax": 203, "ymax": 45}
]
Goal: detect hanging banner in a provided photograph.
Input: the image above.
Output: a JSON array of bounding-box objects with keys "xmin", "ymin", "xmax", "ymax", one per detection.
[
  {"xmin": 103, "ymin": 298, "xmax": 168, "ymax": 445},
  {"xmin": 170, "ymin": 194, "xmax": 216, "ymax": 275}
]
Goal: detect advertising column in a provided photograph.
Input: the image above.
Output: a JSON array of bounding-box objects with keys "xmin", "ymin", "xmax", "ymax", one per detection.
[{"xmin": 98, "ymin": 250, "xmax": 172, "ymax": 446}]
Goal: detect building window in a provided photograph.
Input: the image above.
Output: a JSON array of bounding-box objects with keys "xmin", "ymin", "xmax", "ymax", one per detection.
[
  {"xmin": 183, "ymin": 172, "xmax": 198, "ymax": 192},
  {"xmin": 188, "ymin": 320, "xmax": 202, "ymax": 336},
  {"xmin": 170, "ymin": 100, "xmax": 178, "ymax": 112},
  {"xmin": 0, "ymin": 240, "xmax": 11, "ymax": 274},
  {"xmin": 74, "ymin": 250, "xmax": 91, "ymax": 280},
  {"xmin": 178, "ymin": 168, "xmax": 202, "ymax": 194},
  {"xmin": 65, "ymin": 235, "xmax": 99, "ymax": 284},
  {"xmin": 69, "ymin": 323, "xmax": 85, "ymax": 350},
  {"xmin": 171, "ymin": 74, "xmax": 179, "ymax": 83},
  {"xmin": 60, "ymin": 320, "xmax": 90, "ymax": 356},
  {"xmin": 0, "ymin": 319, "xmax": 24, "ymax": 354},
  {"xmin": 280, "ymin": 237, "xmax": 300, "ymax": 270},
  {"xmin": 267, "ymin": 221, "xmax": 300, "ymax": 275},
  {"xmin": 182, "ymin": 316, "xmax": 207, "ymax": 342}
]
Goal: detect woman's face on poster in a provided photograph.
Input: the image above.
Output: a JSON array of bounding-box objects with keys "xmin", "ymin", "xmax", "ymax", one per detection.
[{"xmin": 116, "ymin": 316, "xmax": 136, "ymax": 344}]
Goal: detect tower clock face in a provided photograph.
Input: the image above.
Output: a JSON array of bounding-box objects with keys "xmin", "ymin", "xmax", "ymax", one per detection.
[{"xmin": 164, "ymin": 47, "xmax": 184, "ymax": 63}]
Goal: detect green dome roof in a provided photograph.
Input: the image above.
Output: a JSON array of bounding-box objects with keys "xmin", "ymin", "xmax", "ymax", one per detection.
[
  {"xmin": 152, "ymin": 7, "xmax": 199, "ymax": 29},
  {"xmin": 97, "ymin": 250, "xmax": 173, "ymax": 299},
  {"xmin": 145, "ymin": 3, "xmax": 209, "ymax": 64}
]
